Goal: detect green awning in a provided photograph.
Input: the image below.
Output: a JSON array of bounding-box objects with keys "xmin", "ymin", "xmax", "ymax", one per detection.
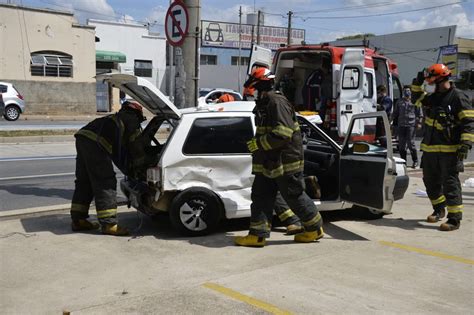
[{"xmin": 96, "ymin": 50, "xmax": 126, "ymax": 63}]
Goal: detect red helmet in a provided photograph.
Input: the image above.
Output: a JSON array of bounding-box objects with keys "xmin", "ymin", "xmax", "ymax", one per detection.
[
  {"xmin": 244, "ymin": 67, "xmax": 275, "ymax": 91},
  {"xmin": 424, "ymin": 64, "xmax": 451, "ymax": 84},
  {"xmin": 124, "ymin": 101, "xmax": 143, "ymax": 113},
  {"xmin": 217, "ymin": 93, "xmax": 235, "ymax": 103}
]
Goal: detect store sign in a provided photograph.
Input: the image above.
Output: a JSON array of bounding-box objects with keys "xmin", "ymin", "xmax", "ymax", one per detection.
[
  {"xmin": 439, "ymin": 45, "xmax": 458, "ymax": 78},
  {"xmin": 201, "ymin": 20, "xmax": 305, "ymax": 50}
]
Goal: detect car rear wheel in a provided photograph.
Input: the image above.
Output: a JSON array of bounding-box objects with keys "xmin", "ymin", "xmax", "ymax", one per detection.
[
  {"xmin": 352, "ymin": 205, "xmax": 386, "ymax": 220},
  {"xmin": 4, "ymin": 105, "xmax": 20, "ymax": 121},
  {"xmin": 169, "ymin": 187, "xmax": 223, "ymax": 236}
]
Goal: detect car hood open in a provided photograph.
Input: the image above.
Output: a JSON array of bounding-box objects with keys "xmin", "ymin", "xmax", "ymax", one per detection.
[{"xmin": 97, "ymin": 74, "xmax": 182, "ymax": 120}]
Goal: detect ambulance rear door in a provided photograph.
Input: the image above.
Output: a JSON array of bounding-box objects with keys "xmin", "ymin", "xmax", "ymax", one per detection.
[
  {"xmin": 337, "ymin": 48, "xmax": 366, "ymax": 137},
  {"xmin": 247, "ymin": 44, "xmax": 272, "ymax": 74}
]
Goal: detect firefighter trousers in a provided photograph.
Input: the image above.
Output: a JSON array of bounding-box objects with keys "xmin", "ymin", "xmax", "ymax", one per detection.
[
  {"xmin": 249, "ymin": 172, "xmax": 322, "ymax": 238},
  {"xmin": 274, "ymin": 192, "xmax": 301, "ymax": 227},
  {"xmin": 398, "ymin": 126, "xmax": 418, "ymax": 163},
  {"xmin": 71, "ymin": 136, "xmax": 118, "ymax": 225},
  {"xmin": 421, "ymin": 152, "xmax": 463, "ymax": 222}
]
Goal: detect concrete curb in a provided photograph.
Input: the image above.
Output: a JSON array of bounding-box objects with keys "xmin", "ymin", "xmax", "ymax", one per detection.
[
  {"xmin": 0, "ymin": 201, "xmax": 129, "ymax": 220},
  {"xmin": 0, "ymin": 135, "xmax": 74, "ymax": 143}
]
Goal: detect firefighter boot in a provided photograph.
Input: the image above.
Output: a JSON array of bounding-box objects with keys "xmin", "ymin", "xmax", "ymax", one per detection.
[
  {"xmin": 440, "ymin": 219, "xmax": 460, "ymax": 231},
  {"xmin": 71, "ymin": 219, "xmax": 100, "ymax": 232},
  {"xmin": 426, "ymin": 208, "xmax": 446, "ymax": 223},
  {"xmin": 286, "ymin": 224, "xmax": 304, "ymax": 235},
  {"xmin": 234, "ymin": 234, "xmax": 266, "ymax": 247},
  {"xmin": 294, "ymin": 227, "xmax": 324, "ymax": 243},
  {"xmin": 102, "ymin": 224, "xmax": 130, "ymax": 236}
]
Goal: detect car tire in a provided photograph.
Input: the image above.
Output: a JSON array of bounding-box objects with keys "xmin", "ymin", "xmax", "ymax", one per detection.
[
  {"xmin": 4, "ymin": 105, "xmax": 20, "ymax": 121},
  {"xmin": 169, "ymin": 187, "xmax": 223, "ymax": 236},
  {"xmin": 352, "ymin": 205, "xmax": 385, "ymax": 220}
]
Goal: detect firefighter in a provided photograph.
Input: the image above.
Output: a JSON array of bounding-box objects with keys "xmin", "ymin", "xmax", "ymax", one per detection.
[
  {"xmin": 234, "ymin": 67, "xmax": 323, "ymax": 247},
  {"xmin": 70, "ymin": 101, "xmax": 148, "ymax": 236},
  {"xmin": 217, "ymin": 93, "xmax": 235, "ymax": 103},
  {"xmin": 274, "ymin": 193, "xmax": 304, "ymax": 235},
  {"xmin": 421, "ymin": 64, "xmax": 473, "ymax": 231}
]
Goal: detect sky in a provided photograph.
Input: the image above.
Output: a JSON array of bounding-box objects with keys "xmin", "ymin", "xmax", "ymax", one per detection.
[{"xmin": 2, "ymin": 0, "xmax": 473, "ymax": 43}]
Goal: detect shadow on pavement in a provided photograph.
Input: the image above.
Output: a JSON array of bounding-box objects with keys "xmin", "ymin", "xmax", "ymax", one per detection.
[
  {"xmin": 18, "ymin": 208, "xmax": 371, "ymax": 248},
  {"xmin": 363, "ymin": 217, "xmax": 440, "ymax": 231}
]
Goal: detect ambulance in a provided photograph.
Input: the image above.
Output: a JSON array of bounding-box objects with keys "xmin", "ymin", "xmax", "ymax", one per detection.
[{"xmin": 248, "ymin": 44, "xmax": 403, "ymax": 139}]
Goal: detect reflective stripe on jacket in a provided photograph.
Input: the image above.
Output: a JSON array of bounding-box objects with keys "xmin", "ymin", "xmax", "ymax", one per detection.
[
  {"xmin": 252, "ymin": 91, "xmax": 304, "ymax": 178},
  {"xmin": 75, "ymin": 108, "xmax": 145, "ymax": 175},
  {"xmin": 421, "ymin": 87, "xmax": 473, "ymax": 153}
]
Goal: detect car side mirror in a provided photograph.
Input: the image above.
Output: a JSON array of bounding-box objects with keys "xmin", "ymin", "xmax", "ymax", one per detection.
[{"xmin": 353, "ymin": 142, "xmax": 370, "ymax": 153}]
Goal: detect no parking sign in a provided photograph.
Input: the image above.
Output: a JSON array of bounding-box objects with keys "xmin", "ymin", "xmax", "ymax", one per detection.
[{"xmin": 165, "ymin": 1, "xmax": 189, "ymax": 47}]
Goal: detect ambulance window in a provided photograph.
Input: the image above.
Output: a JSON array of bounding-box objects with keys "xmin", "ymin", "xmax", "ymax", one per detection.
[
  {"xmin": 392, "ymin": 76, "xmax": 402, "ymax": 101},
  {"xmin": 363, "ymin": 72, "xmax": 374, "ymax": 98},
  {"xmin": 342, "ymin": 67, "xmax": 360, "ymax": 89}
]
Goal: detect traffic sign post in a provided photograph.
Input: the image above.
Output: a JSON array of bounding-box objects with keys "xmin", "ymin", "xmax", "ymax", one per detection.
[{"xmin": 165, "ymin": 1, "xmax": 189, "ymax": 47}]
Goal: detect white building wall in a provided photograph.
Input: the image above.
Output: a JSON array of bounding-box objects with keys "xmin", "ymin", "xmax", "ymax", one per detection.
[
  {"xmin": 88, "ymin": 19, "xmax": 167, "ymax": 91},
  {"xmin": 331, "ymin": 26, "xmax": 457, "ymax": 85}
]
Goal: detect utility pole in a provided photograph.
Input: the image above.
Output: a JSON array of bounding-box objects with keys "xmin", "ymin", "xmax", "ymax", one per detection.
[
  {"xmin": 182, "ymin": 0, "xmax": 200, "ymax": 108},
  {"xmin": 287, "ymin": 11, "xmax": 293, "ymax": 46},
  {"xmin": 238, "ymin": 6, "xmax": 242, "ymax": 93},
  {"xmin": 256, "ymin": 10, "xmax": 261, "ymax": 45}
]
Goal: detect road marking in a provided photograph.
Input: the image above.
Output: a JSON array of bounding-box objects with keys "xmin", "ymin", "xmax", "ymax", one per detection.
[
  {"xmin": 380, "ymin": 241, "xmax": 474, "ymax": 265},
  {"xmin": 203, "ymin": 282, "xmax": 292, "ymax": 315},
  {"xmin": 0, "ymin": 172, "xmax": 75, "ymax": 181},
  {"xmin": 0, "ymin": 155, "xmax": 75, "ymax": 162}
]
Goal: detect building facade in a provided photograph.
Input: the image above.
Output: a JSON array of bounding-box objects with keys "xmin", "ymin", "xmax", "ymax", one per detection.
[
  {"xmin": 0, "ymin": 4, "xmax": 96, "ymax": 115},
  {"xmin": 88, "ymin": 19, "xmax": 167, "ymax": 111}
]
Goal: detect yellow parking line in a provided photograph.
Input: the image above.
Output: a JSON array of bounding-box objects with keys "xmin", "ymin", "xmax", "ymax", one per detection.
[
  {"xmin": 380, "ymin": 241, "xmax": 474, "ymax": 265},
  {"xmin": 203, "ymin": 282, "xmax": 293, "ymax": 315}
]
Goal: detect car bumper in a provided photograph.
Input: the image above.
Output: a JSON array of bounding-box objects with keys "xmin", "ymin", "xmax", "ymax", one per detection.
[{"xmin": 393, "ymin": 175, "xmax": 409, "ymax": 201}]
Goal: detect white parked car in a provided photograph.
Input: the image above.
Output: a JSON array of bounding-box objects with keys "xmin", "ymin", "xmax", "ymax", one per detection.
[
  {"xmin": 198, "ymin": 88, "xmax": 242, "ymax": 106},
  {"xmin": 0, "ymin": 82, "xmax": 25, "ymax": 121},
  {"xmin": 99, "ymin": 74, "xmax": 409, "ymax": 236}
]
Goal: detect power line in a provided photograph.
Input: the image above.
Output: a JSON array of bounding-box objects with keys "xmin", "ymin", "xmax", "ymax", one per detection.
[
  {"xmin": 296, "ymin": 1, "xmax": 465, "ymax": 20},
  {"xmin": 293, "ymin": 0, "xmax": 411, "ymax": 14}
]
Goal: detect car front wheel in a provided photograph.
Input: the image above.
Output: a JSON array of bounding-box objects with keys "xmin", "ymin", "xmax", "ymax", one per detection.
[
  {"xmin": 169, "ymin": 187, "xmax": 223, "ymax": 236},
  {"xmin": 4, "ymin": 105, "xmax": 20, "ymax": 121}
]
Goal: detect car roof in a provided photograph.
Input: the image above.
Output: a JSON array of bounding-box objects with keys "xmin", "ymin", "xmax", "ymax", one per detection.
[
  {"xmin": 200, "ymin": 88, "xmax": 240, "ymax": 93},
  {"xmin": 180, "ymin": 101, "xmax": 255, "ymax": 115}
]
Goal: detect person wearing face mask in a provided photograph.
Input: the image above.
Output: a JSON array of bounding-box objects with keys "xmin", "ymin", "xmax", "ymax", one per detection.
[
  {"xmin": 420, "ymin": 64, "xmax": 473, "ymax": 231},
  {"xmin": 392, "ymin": 86, "xmax": 423, "ymax": 168}
]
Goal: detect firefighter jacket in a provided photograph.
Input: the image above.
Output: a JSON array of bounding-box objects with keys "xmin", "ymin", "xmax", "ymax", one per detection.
[
  {"xmin": 421, "ymin": 87, "xmax": 473, "ymax": 153},
  {"xmin": 252, "ymin": 91, "xmax": 304, "ymax": 178},
  {"xmin": 75, "ymin": 107, "xmax": 146, "ymax": 176},
  {"xmin": 393, "ymin": 98, "xmax": 422, "ymax": 127}
]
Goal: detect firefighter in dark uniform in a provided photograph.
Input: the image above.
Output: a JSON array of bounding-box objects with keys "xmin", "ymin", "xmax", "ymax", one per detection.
[
  {"xmin": 235, "ymin": 68, "xmax": 323, "ymax": 247},
  {"xmin": 70, "ymin": 101, "xmax": 147, "ymax": 236},
  {"xmin": 274, "ymin": 193, "xmax": 303, "ymax": 235},
  {"xmin": 421, "ymin": 64, "xmax": 473, "ymax": 231}
]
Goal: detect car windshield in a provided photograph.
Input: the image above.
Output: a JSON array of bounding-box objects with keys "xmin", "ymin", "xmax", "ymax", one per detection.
[{"xmin": 199, "ymin": 90, "xmax": 212, "ymax": 97}]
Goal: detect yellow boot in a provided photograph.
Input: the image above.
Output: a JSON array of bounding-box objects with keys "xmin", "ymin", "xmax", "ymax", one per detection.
[
  {"xmin": 294, "ymin": 227, "xmax": 324, "ymax": 243},
  {"xmin": 102, "ymin": 224, "xmax": 129, "ymax": 236},
  {"xmin": 234, "ymin": 234, "xmax": 266, "ymax": 247},
  {"xmin": 71, "ymin": 219, "xmax": 100, "ymax": 232}
]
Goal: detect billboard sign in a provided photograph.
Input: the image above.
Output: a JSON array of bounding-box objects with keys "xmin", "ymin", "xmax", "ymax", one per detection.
[
  {"xmin": 201, "ymin": 20, "xmax": 305, "ymax": 50},
  {"xmin": 439, "ymin": 45, "xmax": 458, "ymax": 78}
]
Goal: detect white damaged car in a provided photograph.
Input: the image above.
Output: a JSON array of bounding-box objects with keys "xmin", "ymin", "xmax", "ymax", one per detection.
[{"xmin": 99, "ymin": 74, "xmax": 409, "ymax": 236}]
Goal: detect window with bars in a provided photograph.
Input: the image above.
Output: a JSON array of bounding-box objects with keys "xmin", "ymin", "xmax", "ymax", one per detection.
[
  {"xmin": 134, "ymin": 60, "xmax": 153, "ymax": 77},
  {"xmin": 231, "ymin": 56, "xmax": 250, "ymax": 66},
  {"xmin": 200, "ymin": 55, "xmax": 217, "ymax": 65},
  {"xmin": 30, "ymin": 52, "xmax": 73, "ymax": 77}
]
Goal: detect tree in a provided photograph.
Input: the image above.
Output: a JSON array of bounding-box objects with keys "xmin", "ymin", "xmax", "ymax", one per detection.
[{"xmin": 337, "ymin": 33, "xmax": 375, "ymax": 40}]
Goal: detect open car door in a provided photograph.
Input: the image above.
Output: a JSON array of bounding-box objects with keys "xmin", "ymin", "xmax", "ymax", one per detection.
[
  {"xmin": 247, "ymin": 44, "xmax": 272, "ymax": 74},
  {"xmin": 337, "ymin": 48, "xmax": 366, "ymax": 137},
  {"xmin": 339, "ymin": 111, "xmax": 396, "ymax": 212}
]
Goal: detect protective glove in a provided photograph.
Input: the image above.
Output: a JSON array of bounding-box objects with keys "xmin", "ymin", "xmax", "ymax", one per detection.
[
  {"xmin": 247, "ymin": 138, "xmax": 259, "ymax": 153},
  {"xmin": 457, "ymin": 144, "xmax": 470, "ymax": 161}
]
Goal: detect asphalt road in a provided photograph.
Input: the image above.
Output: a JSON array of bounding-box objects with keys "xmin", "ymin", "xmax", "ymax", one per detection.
[{"xmin": 0, "ymin": 146, "xmax": 126, "ymax": 211}]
